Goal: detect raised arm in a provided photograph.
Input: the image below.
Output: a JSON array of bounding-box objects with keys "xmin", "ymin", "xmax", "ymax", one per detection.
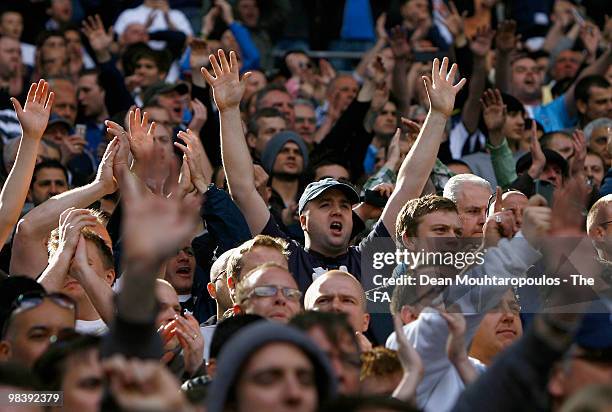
[
  {"xmin": 201, "ymin": 50, "xmax": 270, "ymax": 235},
  {"xmin": 381, "ymin": 57, "xmax": 466, "ymax": 239},
  {"xmin": 461, "ymin": 27, "xmax": 494, "ymax": 133},
  {"xmin": 0, "ymin": 80, "xmax": 54, "ymax": 249},
  {"xmin": 493, "ymin": 21, "xmax": 519, "ymax": 94},
  {"xmin": 10, "ymin": 140, "xmax": 117, "ymax": 277}
]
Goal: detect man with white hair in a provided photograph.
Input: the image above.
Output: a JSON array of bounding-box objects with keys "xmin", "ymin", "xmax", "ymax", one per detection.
[
  {"xmin": 584, "ymin": 118, "xmax": 612, "ymax": 169},
  {"xmin": 443, "ymin": 174, "xmax": 492, "ymax": 238}
]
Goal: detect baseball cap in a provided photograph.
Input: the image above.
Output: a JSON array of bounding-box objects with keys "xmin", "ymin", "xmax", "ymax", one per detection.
[
  {"xmin": 515, "ymin": 148, "xmax": 569, "ymax": 177},
  {"xmin": 45, "ymin": 114, "xmax": 72, "ymax": 132},
  {"xmin": 142, "ymin": 81, "xmax": 189, "ymax": 108},
  {"xmin": 572, "ymin": 312, "xmax": 612, "ymax": 362},
  {"xmin": 298, "ymin": 178, "xmax": 360, "ymax": 215}
]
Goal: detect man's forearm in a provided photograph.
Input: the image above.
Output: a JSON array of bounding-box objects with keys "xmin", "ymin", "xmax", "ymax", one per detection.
[
  {"xmin": 38, "ymin": 253, "xmax": 71, "ymax": 291},
  {"xmin": 0, "ymin": 138, "xmax": 39, "ymax": 247},
  {"xmin": 392, "ymin": 58, "xmax": 411, "ymax": 115},
  {"xmin": 220, "ymin": 107, "xmax": 256, "ymax": 194},
  {"xmin": 19, "ymin": 181, "xmax": 108, "ymax": 237},
  {"xmin": 78, "ymin": 272, "xmax": 115, "ymax": 325},
  {"xmin": 462, "ymin": 57, "xmax": 486, "ymax": 133},
  {"xmin": 495, "ymin": 52, "xmax": 511, "ymax": 93},
  {"xmin": 117, "ymin": 261, "xmax": 161, "ymax": 324}
]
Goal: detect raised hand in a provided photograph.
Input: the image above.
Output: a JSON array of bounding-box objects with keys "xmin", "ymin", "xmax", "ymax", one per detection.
[
  {"xmin": 175, "ymin": 129, "xmax": 212, "ymax": 193},
  {"xmin": 422, "ymin": 57, "xmax": 466, "ymax": 117},
  {"xmin": 375, "ymin": 12, "xmax": 388, "ymax": 41},
  {"xmin": 469, "ymin": 26, "xmax": 495, "ymax": 57},
  {"xmin": 127, "ymin": 108, "xmax": 156, "ymax": 163},
  {"xmin": 481, "ymin": 88, "xmax": 506, "ymax": 132},
  {"xmin": 570, "ymin": 129, "xmax": 587, "ymax": 176},
  {"xmin": 201, "ymin": 50, "xmax": 251, "ymax": 111},
  {"xmin": 56, "ymin": 208, "xmax": 98, "ymax": 258},
  {"xmin": 201, "ymin": 7, "xmax": 220, "ymax": 38},
  {"xmin": 441, "ymin": 1, "xmax": 467, "ymax": 39},
  {"xmin": 579, "ymin": 22, "xmax": 601, "ymax": 60},
  {"xmin": 103, "ymin": 355, "xmax": 188, "ymax": 412},
  {"xmin": 495, "ymin": 20, "xmax": 520, "ymax": 53},
  {"xmin": 174, "ymin": 313, "xmax": 205, "ymax": 375},
  {"xmin": 527, "ymin": 120, "xmax": 546, "ymax": 180},
  {"xmin": 391, "ymin": 314, "xmax": 423, "ymax": 402},
  {"xmin": 11, "ymin": 80, "xmax": 55, "ymax": 141},
  {"xmin": 215, "ymin": 0, "xmax": 234, "ymax": 25},
  {"xmin": 69, "ymin": 234, "xmax": 96, "ymax": 282},
  {"xmin": 187, "ymin": 98, "xmax": 208, "ymax": 132},
  {"xmin": 389, "ymin": 26, "xmax": 411, "ymax": 60},
  {"xmin": 120, "ymin": 154, "xmax": 201, "ymax": 261},
  {"xmin": 94, "ymin": 135, "xmax": 120, "ymax": 194},
  {"xmin": 365, "ymin": 55, "xmax": 387, "ymax": 88},
  {"xmin": 82, "ymin": 15, "xmax": 114, "ymax": 54}
]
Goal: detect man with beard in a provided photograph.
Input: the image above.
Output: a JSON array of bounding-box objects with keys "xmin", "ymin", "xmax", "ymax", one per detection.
[{"xmin": 261, "ymin": 131, "xmax": 309, "ymax": 237}]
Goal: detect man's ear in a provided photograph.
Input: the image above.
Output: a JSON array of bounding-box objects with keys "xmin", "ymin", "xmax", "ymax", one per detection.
[
  {"xmin": 105, "ymin": 269, "xmax": 116, "ymax": 286},
  {"xmin": 547, "ymin": 364, "xmax": 566, "ymax": 399},
  {"xmin": 0, "ymin": 340, "xmax": 12, "ymax": 362},
  {"xmin": 232, "ymin": 304, "xmax": 242, "ymax": 315},
  {"xmin": 207, "ymin": 282, "xmax": 217, "ymax": 299},
  {"xmin": 361, "ymin": 313, "xmax": 370, "ymax": 333},
  {"xmin": 576, "ymin": 100, "xmax": 587, "ymax": 116},
  {"xmin": 207, "ymin": 358, "xmax": 217, "ymax": 377},
  {"xmin": 227, "ymin": 276, "xmax": 235, "ymax": 290},
  {"xmin": 402, "ymin": 233, "xmax": 416, "ymax": 251},
  {"xmin": 246, "ymin": 133, "xmax": 257, "ymax": 150},
  {"xmin": 299, "ymin": 213, "xmax": 307, "ymax": 231},
  {"xmin": 592, "ymin": 225, "xmax": 606, "ymax": 243}
]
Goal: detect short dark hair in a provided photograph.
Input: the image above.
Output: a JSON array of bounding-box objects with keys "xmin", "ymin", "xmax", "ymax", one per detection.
[
  {"xmin": 123, "ymin": 43, "xmax": 171, "ymax": 76},
  {"xmin": 540, "ymin": 131, "xmax": 572, "ymax": 150},
  {"xmin": 209, "ymin": 314, "xmax": 263, "ymax": 359},
  {"xmin": 254, "ymin": 84, "xmax": 290, "ymax": 111},
  {"xmin": 31, "ymin": 159, "xmax": 68, "ymax": 188},
  {"xmin": 33, "ymin": 331, "xmax": 100, "ymax": 392},
  {"xmin": 395, "ymin": 195, "xmax": 457, "ymax": 241},
  {"xmin": 575, "ymin": 75, "xmax": 610, "ymax": 104},
  {"xmin": 307, "ymin": 152, "xmax": 352, "ymax": 182},
  {"xmin": 35, "ymin": 30, "xmax": 65, "ymax": 49},
  {"xmin": 501, "ymin": 92, "xmax": 525, "ymax": 115},
  {"xmin": 290, "ymin": 311, "xmax": 359, "ymax": 353},
  {"xmin": 247, "ymin": 107, "xmax": 285, "ymax": 136}
]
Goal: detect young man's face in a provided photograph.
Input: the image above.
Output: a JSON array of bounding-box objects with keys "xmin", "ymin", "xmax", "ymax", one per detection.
[
  {"xmin": 0, "ymin": 36, "xmax": 21, "ymax": 78},
  {"xmin": 502, "ymin": 111, "xmax": 526, "ymax": 143},
  {"xmin": 134, "ymin": 57, "xmax": 164, "ymax": 88},
  {"xmin": 252, "ymin": 116, "xmax": 286, "ymax": 156},
  {"xmin": 164, "ymin": 245, "xmax": 196, "ymax": 296},
  {"xmin": 373, "ymin": 102, "xmax": 398, "ymax": 137},
  {"xmin": 157, "ymin": 91, "xmax": 184, "ymax": 125},
  {"xmin": 272, "ymin": 142, "xmax": 304, "ymax": 176},
  {"xmin": 0, "ymin": 300, "xmax": 75, "ymax": 368},
  {"xmin": 0, "ymin": 12, "xmax": 23, "ymax": 39},
  {"xmin": 511, "ymin": 58, "xmax": 541, "ymax": 100},
  {"xmin": 236, "ymin": 343, "xmax": 317, "ymax": 412},
  {"xmin": 300, "ymin": 189, "xmax": 353, "ymax": 256},
  {"xmin": 78, "ymin": 74, "xmax": 106, "ymax": 119},
  {"xmin": 65, "ymin": 237, "xmax": 115, "ymax": 302},
  {"xmin": 48, "ymin": 0, "xmax": 72, "ymax": 23},
  {"xmin": 29, "ymin": 167, "xmax": 68, "ymax": 205},
  {"xmin": 581, "ymin": 86, "xmax": 612, "ymax": 123},
  {"xmin": 62, "ymin": 348, "xmax": 104, "ymax": 411}
]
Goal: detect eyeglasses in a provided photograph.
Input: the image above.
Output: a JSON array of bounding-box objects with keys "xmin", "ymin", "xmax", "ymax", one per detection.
[
  {"xmin": 246, "ymin": 285, "xmax": 302, "ymax": 302},
  {"xmin": 2, "ymin": 291, "xmax": 76, "ymax": 336},
  {"xmin": 211, "ymin": 270, "xmax": 226, "ymax": 284}
]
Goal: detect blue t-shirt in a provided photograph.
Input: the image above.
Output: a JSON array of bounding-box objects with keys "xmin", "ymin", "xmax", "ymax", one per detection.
[{"xmin": 531, "ymin": 94, "xmax": 576, "ymax": 132}]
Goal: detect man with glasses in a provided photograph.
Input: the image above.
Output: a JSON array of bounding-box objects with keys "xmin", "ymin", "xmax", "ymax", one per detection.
[
  {"xmin": 0, "ymin": 288, "xmax": 76, "ymax": 368},
  {"xmin": 586, "ymin": 194, "xmax": 612, "ymax": 262},
  {"xmin": 234, "ymin": 262, "xmax": 302, "ymax": 323}
]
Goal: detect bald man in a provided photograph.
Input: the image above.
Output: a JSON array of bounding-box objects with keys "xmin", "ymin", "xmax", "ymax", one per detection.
[{"xmin": 304, "ymin": 270, "xmax": 370, "ymax": 349}]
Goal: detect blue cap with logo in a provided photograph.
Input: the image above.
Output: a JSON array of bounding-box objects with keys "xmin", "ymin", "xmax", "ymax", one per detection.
[{"xmin": 298, "ymin": 178, "xmax": 360, "ymax": 215}]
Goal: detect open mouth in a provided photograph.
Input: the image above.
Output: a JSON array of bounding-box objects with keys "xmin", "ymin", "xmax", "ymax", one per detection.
[
  {"xmin": 330, "ymin": 221, "xmax": 343, "ymax": 235},
  {"xmin": 176, "ymin": 266, "xmax": 191, "ymax": 276}
]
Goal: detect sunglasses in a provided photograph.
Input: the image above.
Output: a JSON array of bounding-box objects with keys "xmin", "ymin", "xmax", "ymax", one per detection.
[
  {"xmin": 2, "ymin": 291, "xmax": 76, "ymax": 336},
  {"xmin": 246, "ymin": 285, "xmax": 302, "ymax": 302}
]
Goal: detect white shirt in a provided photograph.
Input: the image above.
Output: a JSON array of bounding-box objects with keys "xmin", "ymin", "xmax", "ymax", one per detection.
[
  {"xmin": 76, "ymin": 318, "xmax": 108, "ymax": 336},
  {"xmin": 114, "ymin": 5, "xmax": 193, "ymax": 45}
]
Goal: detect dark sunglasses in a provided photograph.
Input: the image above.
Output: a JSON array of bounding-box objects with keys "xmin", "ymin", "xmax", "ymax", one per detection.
[{"xmin": 2, "ymin": 291, "xmax": 76, "ymax": 336}]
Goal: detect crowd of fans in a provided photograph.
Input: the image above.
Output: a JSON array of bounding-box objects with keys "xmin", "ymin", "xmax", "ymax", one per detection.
[{"xmin": 0, "ymin": 0, "xmax": 611, "ymax": 411}]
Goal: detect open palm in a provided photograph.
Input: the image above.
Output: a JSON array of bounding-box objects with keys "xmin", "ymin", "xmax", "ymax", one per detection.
[
  {"xmin": 201, "ymin": 50, "xmax": 250, "ymax": 111},
  {"xmin": 127, "ymin": 108, "xmax": 156, "ymax": 162},
  {"xmin": 423, "ymin": 57, "xmax": 466, "ymax": 117},
  {"xmin": 12, "ymin": 80, "xmax": 55, "ymax": 141}
]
